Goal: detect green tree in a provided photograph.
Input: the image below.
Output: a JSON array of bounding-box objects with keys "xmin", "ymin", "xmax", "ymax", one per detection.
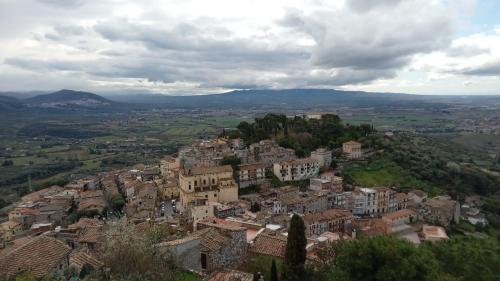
[
  {"xmin": 270, "ymin": 259, "xmax": 279, "ymax": 281},
  {"xmin": 282, "ymin": 214, "xmax": 307, "ymax": 281},
  {"xmin": 15, "ymin": 272, "xmax": 36, "ymax": 281},
  {"xmin": 317, "ymin": 236, "xmax": 442, "ymax": 281},
  {"xmin": 424, "ymin": 237, "xmax": 500, "ymax": 281},
  {"xmin": 79, "ymin": 263, "xmax": 95, "ymax": 279}
]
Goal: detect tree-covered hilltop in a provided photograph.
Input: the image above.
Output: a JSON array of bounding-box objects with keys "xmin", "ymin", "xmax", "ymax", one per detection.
[
  {"xmin": 312, "ymin": 235, "xmax": 500, "ymax": 281},
  {"xmin": 225, "ymin": 113, "xmax": 374, "ymax": 156},
  {"xmin": 345, "ymin": 133, "xmax": 500, "ymax": 198}
]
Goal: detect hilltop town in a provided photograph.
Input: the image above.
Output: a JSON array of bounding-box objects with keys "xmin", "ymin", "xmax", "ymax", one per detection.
[{"xmin": 2, "ymin": 113, "xmax": 494, "ymax": 281}]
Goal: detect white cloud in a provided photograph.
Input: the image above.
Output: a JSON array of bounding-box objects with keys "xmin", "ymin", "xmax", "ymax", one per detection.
[{"xmin": 0, "ymin": 0, "xmax": 498, "ymax": 94}]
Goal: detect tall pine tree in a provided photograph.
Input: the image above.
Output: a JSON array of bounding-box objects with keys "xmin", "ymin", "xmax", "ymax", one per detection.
[
  {"xmin": 270, "ymin": 259, "xmax": 279, "ymax": 281},
  {"xmin": 282, "ymin": 214, "xmax": 306, "ymax": 281}
]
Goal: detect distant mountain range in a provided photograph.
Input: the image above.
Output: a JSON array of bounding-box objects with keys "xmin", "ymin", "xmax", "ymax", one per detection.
[{"xmin": 1, "ymin": 88, "xmax": 499, "ymax": 113}]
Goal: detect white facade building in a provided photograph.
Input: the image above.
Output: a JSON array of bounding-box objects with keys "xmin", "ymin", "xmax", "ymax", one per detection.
[{"xmin": 273, "ymin": 158, "xmax": 320, "ymax": 182}]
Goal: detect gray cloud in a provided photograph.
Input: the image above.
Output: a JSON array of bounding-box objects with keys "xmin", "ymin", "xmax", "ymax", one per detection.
[
  {"xmin": 462, "ymin": 60, "xmax": 500, "ymax": 76},
  {"xmin": 37, "ymin": 0, "xmax": 85, "ymax": 8},
  {"xmin": 347, "ymin": 0, "xmax": 403, "ymax": 13},
  {"xmin": 446, "ymin": 44, "xmax": 491, "ymax": 57},
  {"xmin": 1, "ymin": 0, "xmax": 494, "ymax": 94}
]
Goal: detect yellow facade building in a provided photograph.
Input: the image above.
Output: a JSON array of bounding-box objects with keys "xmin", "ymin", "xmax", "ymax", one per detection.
[{"xmin": 179, "ymin": 165, "xmax": 238, "ymax": 208}]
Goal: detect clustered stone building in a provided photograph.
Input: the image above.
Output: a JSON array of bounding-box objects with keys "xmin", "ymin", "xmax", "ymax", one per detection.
[{"xmin": 0, "ymin": 131, "xmax": 464, "ymax": 280}]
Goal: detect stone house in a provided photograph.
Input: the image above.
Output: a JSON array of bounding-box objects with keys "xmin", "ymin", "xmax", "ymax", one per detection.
[
  {"xmin": 407, "ymin": 190, "xmax": 428, "ymax": 207},
  {"xmin": 159, "ymin": 236, "xmax": 201, "ymax": 271},
  {"xmin": 36, "ymin": 204, "xmax": 66, "ymax": 225},
  {"xmin": 8, "ymin": 207, "xmax": 39, "ymax": 230},
  {"xmin": 0, "ymin": 221, "xmax": 22, "ymax": 242},
  {"xmin": 245, "ymin": 139, "xmax": 296, "ymax": 170},
  {"xmin": 395, "ymin": 193, "xmax": 409, "ymax": 210},
  {"xmin": 421, "ymin": 196, "xmax": 460, "ymax": 227},
  {"xmin": 192, "ymin": 225, "xmax": 247, "ymax": 272}
]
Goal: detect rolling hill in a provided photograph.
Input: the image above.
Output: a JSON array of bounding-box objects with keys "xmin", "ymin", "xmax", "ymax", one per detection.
[
  {"xmin": 24, "ymin": 89, "xmax": 113, "ymax": 108},
  {"xmin": 0, "ymin": 95, "xmax": 25, "ymax": 112}
]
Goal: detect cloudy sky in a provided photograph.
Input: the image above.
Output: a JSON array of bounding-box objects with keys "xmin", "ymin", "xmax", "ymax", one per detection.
[{"xmin": 0, "ymin": 0, "xmax": 499, "ymax": 95}]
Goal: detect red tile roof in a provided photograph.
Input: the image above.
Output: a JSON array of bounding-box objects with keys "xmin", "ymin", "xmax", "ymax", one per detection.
[
  {"xmin": 70, "ymin": 251, "xmax": 104, "ymax": 269},
  {"xmin": 208, "ymin": 270, "xmax": 253, "ymax": 281},
  {"xmin": 0, "ymin": 236, "xmax": 71, "ymax": 279},
  {"xmin": 78, "ymin": 226, "xmax": 103, "ymax": 244},
  {"xmin": 303, "ymin": 209, "xmax": 353, "ymax": 224},
  {"xmin": 68, "ymin": 218, "xmax": 102, "ymax": 230},
  {"xmin": 250, "ymin": 232, "xmax": 287, "ymax": 259}
]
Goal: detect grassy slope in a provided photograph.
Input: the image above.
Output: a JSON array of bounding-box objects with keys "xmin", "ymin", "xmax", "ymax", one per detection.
[{"xmin": 343, "ymin": 156, "xmax": 440, "ymax": 195}]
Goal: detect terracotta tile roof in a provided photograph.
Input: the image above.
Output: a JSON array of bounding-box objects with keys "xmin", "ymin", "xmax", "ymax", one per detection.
[
  {"xmin": 78, "ymin": 197, "xmax": 107, "ymax": 210},
  {"xmin": 410, "ymin": 190, "xmax": 427, "ymax": 198},
  {"xmin": 239, "ymin": 163, "xmax": 266, "ymax": 170},
  {"xmin": 0, "ymin": 236, "xmax": 71, "ymax": 279},
  {"xmin": 207, "ymin": 270, "xmax": 253, "ymax": 281},
  {"xmin": 278, "ymin": 185, "xmax": 299, "ymax": 194},
  {"xmin": 250, "ymin": 232, "xmax": 287, "ymax": 259},
  {"xmin": 0, "ymin": 236, "xmax": 33, "ymax": 257},
  {"xmin": 192, "ymin": 227, "xmax": 230, "ymax": 252},
  {"xmin": 21, "ymin": 186, "xmax": 64, "ymax": 203},
  {"xmin": 158, "ymin": 236, "xmax": 199, "ymax": 247},
  {"xmin": 343, "ymin": 140, "xmax": 361, "ymax": 146},
  {"xmin": 79, "ymin": 190, "xmax": 104, "ymax": 199},
  {"xmin": 68, "ymin": 218, "xmax": 102, "ymax": 230},
  {"xmin": 69, "ymin": 251, "xmax": 104, "ymax": 269},
  {"xmin": 303, "ymin": 209, "xmax": 353, "ymax": 224},
  {"xmin": 381, "ymin": 209, "xmax": 416, "ymax": 222},
  {"xmin": 9, "ymin": 207, "xmax": 40, "ymax": 216},
  {"xmin": 197, "ymin": 217, "xmax": 247, "ymax": 231},
  {"xmin": 276, "ymin": 158, "xmax": 319, "ymax": 166},
  {"xmin": 422, "ymin": 225, "xmax": 449, "ymax": 240},
  {"xmin": 354, "ymin": 218, "xmax": 388, "ymax": 237},
  {"xmin": 78, "ymin": 226, "xmax": 103, "ymax": 244},
  {"xmin": 184, "ymin": 165, "xmax": 233, "ymax": 176}
]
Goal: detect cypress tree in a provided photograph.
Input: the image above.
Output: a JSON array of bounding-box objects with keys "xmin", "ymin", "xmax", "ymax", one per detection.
[
  {"xmin": 270, "ymin": 259, "xmax": 279, "ymax": 281},
  {"xmin": 282, "ymin": 214, "xmax": 306, "ymax": 281}
]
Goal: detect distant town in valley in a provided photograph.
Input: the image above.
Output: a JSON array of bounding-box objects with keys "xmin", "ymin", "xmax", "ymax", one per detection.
[{"xmin": 0, "ymin": 89, "xmax": 499, "ymax": 281}]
